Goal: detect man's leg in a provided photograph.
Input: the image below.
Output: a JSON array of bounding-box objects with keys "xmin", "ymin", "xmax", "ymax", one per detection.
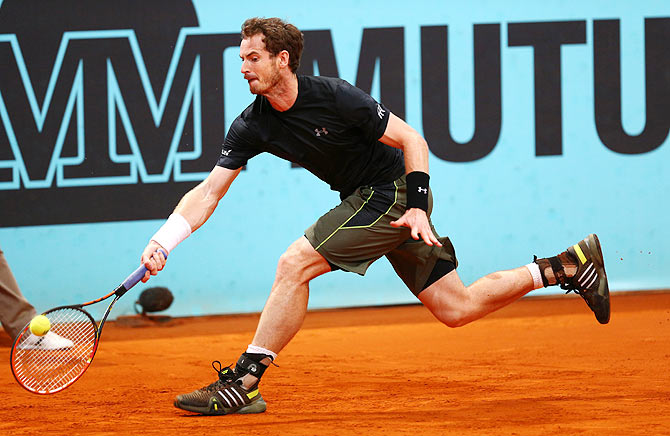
[
  {"xmin": 418, "ymin": 267, "xmax": 535, "ymax": 328},
  {"xmin": 251, "ymin": 236, "xmax": 331, "ymax": 353},
  {"xmin": 174, "ymin": 236, "xmax": 331, "ymax": 415},
  {"xmin": 232, "ymin": 236, "xmax": 331, "ymax": 388},
  {"xmin": 234, "ymin": 237, "xmax": 331, "ymax": 388},
  {"xmin": 418, "ymin": 234, "xmax": 610, "ymax": 327}
]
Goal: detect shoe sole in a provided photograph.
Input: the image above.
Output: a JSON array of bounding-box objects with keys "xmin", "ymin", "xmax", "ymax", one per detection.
[
  {"xmin": 174, "ymin": 395, "xmax": 267, "ymax": 416},
  {"xmin": 582, "ymin": 233, "xmax": 610, "ymax": 324}
]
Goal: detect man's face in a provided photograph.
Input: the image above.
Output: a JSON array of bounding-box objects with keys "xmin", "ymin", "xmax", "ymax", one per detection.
[{"xmin": 240, "ymin": 34, "xmax": 281, "ymax": 95}]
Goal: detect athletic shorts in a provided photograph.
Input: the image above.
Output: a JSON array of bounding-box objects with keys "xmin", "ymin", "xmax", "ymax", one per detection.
[{"xmin": 304, "ymin": 174, "xmax": 458, "ymax": 296}]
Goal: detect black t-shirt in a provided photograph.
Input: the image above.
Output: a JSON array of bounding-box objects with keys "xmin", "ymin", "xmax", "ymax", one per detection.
[{"xmin": 217, "ymin": 75, "xmax": 405, "ymax": 199}]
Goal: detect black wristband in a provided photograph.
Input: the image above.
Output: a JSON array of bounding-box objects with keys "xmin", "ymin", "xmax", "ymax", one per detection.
[{"xmin": 406, "ymin": 171, "xmax": 430, "ymax": 211}]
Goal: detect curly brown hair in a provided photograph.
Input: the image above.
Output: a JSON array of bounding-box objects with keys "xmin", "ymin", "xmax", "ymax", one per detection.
[{"xmin": 241, "ymin": 17, "xmax": 304, "ymax": 73}]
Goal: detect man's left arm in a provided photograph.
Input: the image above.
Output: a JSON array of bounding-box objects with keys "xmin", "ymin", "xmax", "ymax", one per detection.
[{"xmin": 379, "ymin": 113, "xmax": 442, "ymax": 247}]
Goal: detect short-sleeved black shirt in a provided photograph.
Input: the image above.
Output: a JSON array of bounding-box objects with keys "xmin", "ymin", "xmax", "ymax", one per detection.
[{"xmin": 217, "ymin": 75, "xmax": 405, "ymax": 199}]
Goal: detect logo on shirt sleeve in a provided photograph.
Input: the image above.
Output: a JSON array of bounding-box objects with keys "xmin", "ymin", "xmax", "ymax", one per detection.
[
  {"xmin": 221, "ymin": 147, "xmax": 232, "ymax": 156},
  {"xmin": 314, "ymin": 127, "xmax": 329, "ymax": 137},
  {"xmin": 376, "ymin": 104, "xmax": 386, "ymax": 120}
]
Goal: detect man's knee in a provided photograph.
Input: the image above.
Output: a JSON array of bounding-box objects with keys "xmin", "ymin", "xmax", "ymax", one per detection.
[
  {"xmin": 422, "ymin": 297, "xmax": 474, "ymax": 328},
  {"xmin": 435, "ymin": 310, "xmax": 471, "ymax": 328},
  {"xmin": 275, "ymin": 238, "xmax": 329, "ymax": 284},
  {"xmin": 423, "ymin": 296, "xmax": 471, "ymax": 327},
  {"xmin": 276, "ymin": 246, "xmax": 303, "ymax": 277},
  {"xmin": 419, "ymin": 271, "xmax": 473, "ymax": 328}
]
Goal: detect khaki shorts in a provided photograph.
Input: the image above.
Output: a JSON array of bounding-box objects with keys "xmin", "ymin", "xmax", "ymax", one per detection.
[{"xmin": 304, "ymin": 175, "xmax": 458, "ymax": 295}]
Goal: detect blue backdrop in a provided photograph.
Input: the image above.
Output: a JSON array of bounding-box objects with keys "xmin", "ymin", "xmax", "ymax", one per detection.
[{"xmin": 0, "ymin": 0, "xmax": 668, "ymax": 320}]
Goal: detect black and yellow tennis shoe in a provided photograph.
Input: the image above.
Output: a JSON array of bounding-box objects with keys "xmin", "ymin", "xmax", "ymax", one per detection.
[
  {"xmin": 174, "ymin": 361, "xmax": 266, "ymax": 415},
  {"xmin": 562, "ymin": 234, "xmax": 610, "ymax": 324},
  {"xmin": 535, "ymin": 234, "xmax": 610, "ymax": 324}
]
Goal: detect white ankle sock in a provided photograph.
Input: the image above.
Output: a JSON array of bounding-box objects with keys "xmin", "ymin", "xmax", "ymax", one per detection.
[
  {"xmin": 246, "ymin": 344, "xmax": 277, "ymax": 361},
  {"xmin": 525, "ymin": 262, "xmax": 544, "ymax": 290}
]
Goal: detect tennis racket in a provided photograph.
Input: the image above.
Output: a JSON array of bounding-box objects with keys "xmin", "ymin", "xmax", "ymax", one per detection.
[{"xmin": 10, "ymin": 249, "xmax": 167, "ymax": 395}]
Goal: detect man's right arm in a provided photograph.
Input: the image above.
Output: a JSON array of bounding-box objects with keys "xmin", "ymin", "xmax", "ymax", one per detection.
[
  {"xmin": 140, "ymin": 165, "xmax": 242, "ymax": 282},
  {"xmin": 173, "ymin": 165, "xmax": 241, "ymax": 233}
]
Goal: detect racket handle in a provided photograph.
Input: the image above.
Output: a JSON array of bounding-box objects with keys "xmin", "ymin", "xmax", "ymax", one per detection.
[{"xmin": 120, "ymin": 248, "xmax": 168, "ymax": 293}]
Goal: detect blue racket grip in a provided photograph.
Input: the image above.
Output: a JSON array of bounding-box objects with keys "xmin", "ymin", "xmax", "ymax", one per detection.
[{"xmin": 120, "ymin": 248, "xmax": 168, "ymax": 292}]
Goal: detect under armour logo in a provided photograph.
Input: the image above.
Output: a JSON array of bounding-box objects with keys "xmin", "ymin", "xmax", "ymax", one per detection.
[
  {"xmin": 314, "ymin": 127, "xmax": 329, "ymax": 137},
  {"xmin": 417, "ymin": 187, "xmax": 428, "ymax": 194},
  {"xmin": 376, "ymin": 104, "xmax": 386, "ymax": 119},
  {"xmin": 221, "ymin": 148, "xmax": 232, "ymax": 156}
]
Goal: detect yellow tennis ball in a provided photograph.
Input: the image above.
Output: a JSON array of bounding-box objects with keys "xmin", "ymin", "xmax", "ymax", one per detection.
[{"xmin": 29, "ymin": 315, "xmax": 51, "ymax": 336}]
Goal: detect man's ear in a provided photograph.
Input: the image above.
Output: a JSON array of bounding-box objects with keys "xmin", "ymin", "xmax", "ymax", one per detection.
[{"xmin": 278, "ymin": 50, "xmax": 290, "ymax": 69}]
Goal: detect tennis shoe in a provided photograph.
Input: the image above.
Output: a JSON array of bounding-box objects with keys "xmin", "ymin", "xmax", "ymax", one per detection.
[
  {"xmin": 174, "ymin": 361, "xmax": 266, "ymax": 415},
  {"xmin": 17, "ymin": 331, "xmax": 74, "ymax": 350},
  {"xmin": 561, "ymin": 234, "xmax": 610, "ymax": 324}
]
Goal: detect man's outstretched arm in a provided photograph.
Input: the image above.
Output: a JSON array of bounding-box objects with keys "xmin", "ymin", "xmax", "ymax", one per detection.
[{"xmin": 141, "ymin": 166, "xmax": 242, "ymax": 281}]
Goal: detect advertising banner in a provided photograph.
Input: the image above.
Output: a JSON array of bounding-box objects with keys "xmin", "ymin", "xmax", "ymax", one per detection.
[{"xmin": 1, "ymin": 0, "xmax": 667, "ymax": 318}]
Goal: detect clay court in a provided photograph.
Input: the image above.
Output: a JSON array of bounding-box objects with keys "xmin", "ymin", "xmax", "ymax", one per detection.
[{"xmin": 1, "ymin": 291, "xmax": 669, "ymax": 436}]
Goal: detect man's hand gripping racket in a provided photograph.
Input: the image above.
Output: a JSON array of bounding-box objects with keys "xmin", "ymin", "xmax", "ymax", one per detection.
[{"xmin": 10, "ymin": 249, "xmax": 167, "ymax": 395}]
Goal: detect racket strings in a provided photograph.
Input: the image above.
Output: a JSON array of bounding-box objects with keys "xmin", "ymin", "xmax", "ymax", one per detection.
[{"xmin": 12, "ymin": 308, "xmax": 98, "ymax": 394}]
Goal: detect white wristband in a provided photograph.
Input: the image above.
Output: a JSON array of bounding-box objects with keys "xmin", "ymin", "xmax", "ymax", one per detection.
[
  {"xmin": 150, "ymin": 213, "xmax": 192, "ymax": 253},
  {"xmin": 525, "ymin": 262, "xmax": 544, "ymax": 290}
]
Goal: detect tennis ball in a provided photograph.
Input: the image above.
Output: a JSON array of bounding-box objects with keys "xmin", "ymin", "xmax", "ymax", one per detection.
[{"xmin": 29, "ymin": 315, "xmax": 51, "ymax": 336}]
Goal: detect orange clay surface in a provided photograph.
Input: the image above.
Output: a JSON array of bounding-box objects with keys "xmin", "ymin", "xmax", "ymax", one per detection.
[{"xmin": 1, "ymin": 291, "xmax": 669, "ymax": 436}]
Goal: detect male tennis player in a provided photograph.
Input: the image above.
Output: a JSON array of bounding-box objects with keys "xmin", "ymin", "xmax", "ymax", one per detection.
[{"xmin": 140, "ymin": 17, "xmax": 610, "ymax": 416}]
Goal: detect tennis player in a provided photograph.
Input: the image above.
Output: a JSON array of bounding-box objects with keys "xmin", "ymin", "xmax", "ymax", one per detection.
[{"xmin": 140, "ymin": 17, "xmax": 610, "ymax": 416}]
